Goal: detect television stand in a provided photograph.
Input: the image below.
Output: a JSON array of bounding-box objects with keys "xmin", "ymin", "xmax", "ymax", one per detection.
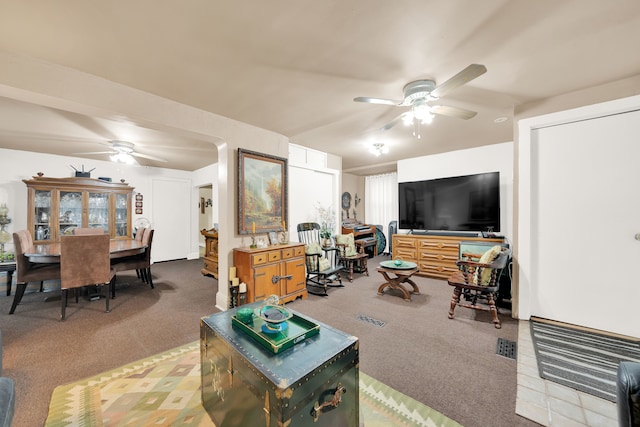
[{"xmin": 391, "ymin": 233, "xmax": 505, "ymax": 280}]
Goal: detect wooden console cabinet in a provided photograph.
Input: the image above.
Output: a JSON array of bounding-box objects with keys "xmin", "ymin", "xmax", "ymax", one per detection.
[
  {"xmin": 392, "ymin": 234, "xmax": 504, "ymax": 280},
  {"xmin": 233, "ymin": 243, "xmax": 307, "ymax": 304},
  {"xmin": 200, "ymin": 228, "xmax": 219, "ymax": 279}
]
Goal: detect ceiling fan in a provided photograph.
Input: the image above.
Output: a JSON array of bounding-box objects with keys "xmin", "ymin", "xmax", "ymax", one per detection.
[
  {"xmin": 354, "ymin": 64, "xmax": 487, "ymax": 138},
  {"xmin": 74, "ymin": 140, "xmax": 168, "ymax": 164}
]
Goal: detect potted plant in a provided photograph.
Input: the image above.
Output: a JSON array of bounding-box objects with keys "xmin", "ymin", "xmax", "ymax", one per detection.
[
  {"xmin": 319, "ymin": 227, "xmax": 332, "ymax": 247},
  {"xmin": 315, "ymin": 202, "xmax": 336, "ymax": 247}
]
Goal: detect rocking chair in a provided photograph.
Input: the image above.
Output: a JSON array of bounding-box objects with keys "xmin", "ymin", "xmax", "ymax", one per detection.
[{"xmin": 297, "ymin": 222, "xmax": 343, "ymax": 296}]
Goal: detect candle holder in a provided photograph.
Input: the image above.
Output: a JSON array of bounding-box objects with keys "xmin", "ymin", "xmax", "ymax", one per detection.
[{"xmin": 230, "ymin": 285, "xmax": 239, "ymax": 308}]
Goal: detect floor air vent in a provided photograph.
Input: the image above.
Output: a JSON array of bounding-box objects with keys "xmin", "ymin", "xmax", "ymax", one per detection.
[
  {"xmin": 356, "ymin": 314, "xmax": 386, "ymax": 328},
  {"xmin": 496, "ymin": 338, "xmax": 517, "ymax": 359}
]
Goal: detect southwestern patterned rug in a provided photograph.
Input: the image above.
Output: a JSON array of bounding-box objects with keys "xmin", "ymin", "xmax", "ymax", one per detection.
[
  {"xmin": 45, "ymin": 341, "xmax": 461, "ymax": 427},
  {"xmin": 530, "ymin": 318, "xmax": 640, "ymax": 402}
]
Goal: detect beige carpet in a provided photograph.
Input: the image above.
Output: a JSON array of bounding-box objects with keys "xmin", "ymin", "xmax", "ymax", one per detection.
[{"xmin": 45, "ymin": 341, "xmax": 462, "ymax": 427}]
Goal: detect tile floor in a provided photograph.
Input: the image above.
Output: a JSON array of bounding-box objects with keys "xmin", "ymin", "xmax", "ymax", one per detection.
[{"xmin": 516, "ymin": 320, "xmax": 618, "ymax": 426}]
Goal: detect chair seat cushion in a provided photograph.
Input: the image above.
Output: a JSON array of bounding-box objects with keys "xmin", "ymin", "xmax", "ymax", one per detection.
[
  {"xmin": 305, "ymin": 242, "xmax": 323, "ymax": 255},
  {"xmin": 335, "ymin": 234, "xmax": 357, "ymax": 257},
  {"xmin": 474, "ymin": 245, "xmax": 502, "ymax": 286},
  {"xmin": 318, "ymin": 257, "xmax": 331, "ymax": 272}
]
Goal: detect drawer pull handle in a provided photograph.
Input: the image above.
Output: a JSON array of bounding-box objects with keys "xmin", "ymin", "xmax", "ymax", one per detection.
[
  {"xmin": 311, "ymin": 382, "xmax": 346, "ymax": 422},
  {"xmin": 271, "ymin": 274, "xmax": 292, "ymax": 284}
]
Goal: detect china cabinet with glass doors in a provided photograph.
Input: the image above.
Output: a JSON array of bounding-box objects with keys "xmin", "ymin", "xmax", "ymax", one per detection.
[{"xmin": 24, "ymin": 175, "xmax": 134, "ymax": 243}]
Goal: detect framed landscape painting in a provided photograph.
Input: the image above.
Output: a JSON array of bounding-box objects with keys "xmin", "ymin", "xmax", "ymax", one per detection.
[{"xmin": 237, "ymin": 148, "xmax": 288, "ymax": 235}]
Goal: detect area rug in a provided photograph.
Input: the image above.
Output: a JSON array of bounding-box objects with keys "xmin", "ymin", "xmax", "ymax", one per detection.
[
  {"xmin": 530, "ymin": 318, "xmax": 640, "ymax": 402},
  {"xmin": 45, "ymin": 341, "xmax": 462, "ymax": 427}
]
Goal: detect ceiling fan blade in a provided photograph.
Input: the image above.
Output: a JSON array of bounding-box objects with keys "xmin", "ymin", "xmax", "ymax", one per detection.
[
  {"xmin": 130, "ymin": 152, "xmax": 168, "ymax": 162},
  {"xmin": 430, "ymin": 64, "xmax": 487, "ymax": 98},
  {"xmin": 72, "ymin": 151, "xmax": 115, "ymax": 155},
  {"xmin": 379, "ymin": 112, "xmax": 412, "ymax": 131},
  {"xmin": 431, "ymin": 105, "xmax": 478, "ymax": 120},
  {"xmin": 354, "ymin": 96, "xmax": 402, "ymax": 106}
]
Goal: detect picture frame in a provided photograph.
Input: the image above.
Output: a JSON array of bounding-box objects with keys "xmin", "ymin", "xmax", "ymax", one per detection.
[
  {"xmin": 135, "ymin": 201, "xmax": 143, "ymax": 208},
  {"xmin": 238, "ymin": 148, "xmax": 288, "ymax": 235},
  {"xmin": 135, "ymin": 194, "xmax": 143, "ymax": 201},
  {"xmin": 268, "ymin": 231, "xmax": 278, "ymax": 246},
  {"xmin": 135, "ymin": 208, "xmax": 143, "ymax": 215}
]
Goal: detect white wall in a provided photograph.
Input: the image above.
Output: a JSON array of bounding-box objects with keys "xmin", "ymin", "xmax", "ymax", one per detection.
[
  {"xmin": 518, "ymin": 94, "xmax": 640, "ymax": 338},
  {"xmin": 397, "ymin": 142, "xmax": 514, "ymax": 241},
  {"xmin": 0, "ymin": 148, "xmax": 198, "ymax": 261}
]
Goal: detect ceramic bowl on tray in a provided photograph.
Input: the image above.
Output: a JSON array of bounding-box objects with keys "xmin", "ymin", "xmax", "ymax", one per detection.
[{"xmin": 254, "ymin": 305, "xmax": 292, "ymax": 324}]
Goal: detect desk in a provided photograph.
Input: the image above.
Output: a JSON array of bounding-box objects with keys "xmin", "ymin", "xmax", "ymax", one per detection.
[
  {"xmin": 1, "ymin": 261, "xmax": 16, "ymax": 296},
  {"xmin": 376, "ymin": 263, "xmax": 420, "ymax": 302},
  {"xmin": 24, "ymin": 239, "xmax": 146, "ymax": 264}
]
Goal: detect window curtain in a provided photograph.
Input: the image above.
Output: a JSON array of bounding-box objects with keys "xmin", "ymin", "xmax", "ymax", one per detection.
[{"xmin": 364, "ymin": 172, "xmax": 397, "ymax": 254}]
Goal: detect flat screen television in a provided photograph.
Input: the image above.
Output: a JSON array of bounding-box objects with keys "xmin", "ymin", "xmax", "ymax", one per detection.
[{"xmin": 398, "ymin": 171, "xmax": 500, "ymax": 232}]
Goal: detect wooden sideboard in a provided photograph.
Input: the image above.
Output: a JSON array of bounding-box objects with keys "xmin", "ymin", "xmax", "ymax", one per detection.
[
  {"xmin": 233, "ymin": 243, "xmax": 307, "ymax": 304},
  {"xmin": 200, "ymin": 228, "xmax": 218, "ymax": 279},
  {"xmin": 392, "ymin": 233, "xmax": 505, "ymax": 280}
]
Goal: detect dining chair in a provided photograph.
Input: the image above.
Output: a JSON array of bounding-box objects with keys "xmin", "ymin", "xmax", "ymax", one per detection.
[
  {"xmin": 60, "ymin": 234, "xmax": 115, "ymax": 321},
  {"xmin": 134, "ymin": 226, "xmax": 147, "ymax": 243},
  {"xmin": 73, "ymin": 227, "xmax": 105, "ymax": 235},
  {"xmin": 111, "ymin": 229, "xmax": 155, "ymax": 297},
  {"xmin": 9, "ymin": 230, "xmax": 61, "ymax": 315}
]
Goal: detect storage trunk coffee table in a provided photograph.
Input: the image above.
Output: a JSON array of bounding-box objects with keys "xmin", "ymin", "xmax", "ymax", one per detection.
[{"xmin": 201, "ymin": 302, "xmax": 360, "ymax": 426}]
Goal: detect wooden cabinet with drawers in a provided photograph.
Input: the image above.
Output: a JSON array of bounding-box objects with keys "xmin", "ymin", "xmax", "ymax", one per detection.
[
  {"xmin": 233, "ymin": 243, "xmax": 307, "ymax": 304},
  {"xmin": 200, "ymin": 228, "xmax": 218, "ymax": 279},
  {"xmin": 391, "ymin": 234, "xmax": 504, "ymax": 280}
]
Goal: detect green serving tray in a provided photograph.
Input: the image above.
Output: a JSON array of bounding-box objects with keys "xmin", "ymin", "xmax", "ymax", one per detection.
[{"xmin": 231, "ymin": 312, "xmax": 320, "ymax": 354}]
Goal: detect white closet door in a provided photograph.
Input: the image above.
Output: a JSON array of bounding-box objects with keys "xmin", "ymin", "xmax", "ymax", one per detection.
[
  {"xmin": 151, "ymin": 178, "xmax": 190, "ymax": 262},
  {"xmin": 530, "ymin": 109, "xmax": 640, "ymax": 336}
]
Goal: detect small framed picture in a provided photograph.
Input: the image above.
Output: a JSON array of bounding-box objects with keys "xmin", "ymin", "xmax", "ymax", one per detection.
[
  {"xmin": 135, "ymin": 201, "xmax": 143, "ymax": 208},
  {"xmin": 268, "ymin": 231, "xmax": 278, "ymax": 245},
  {"xmin": 135, "ymin": 208, "xmax": 143, "ymax": 215},
  {"xmin": 135, "ymin": 194, "xmax": 143, "ymax": 201}
]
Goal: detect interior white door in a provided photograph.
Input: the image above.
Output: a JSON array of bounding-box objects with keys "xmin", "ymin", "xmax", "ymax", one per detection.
[
  {"xmin": 289, "ymin": 166, "xmax": 336, "ymax": 242},
  {"xmin": 151, "ymin": 178, "xmax": 190, "ymax": 262},
  {"xmin": 530, "ymin": 109, "xmax": 640, "ymax": 337}
]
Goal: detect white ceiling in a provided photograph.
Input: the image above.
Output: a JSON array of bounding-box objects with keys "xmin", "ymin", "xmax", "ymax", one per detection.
[{"xmin": 1, "ymin": 1, "xmax": 639, "ymax": 174}]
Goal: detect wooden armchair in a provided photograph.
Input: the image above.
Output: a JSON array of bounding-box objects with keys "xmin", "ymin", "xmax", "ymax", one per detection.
[
  {"xmin": 335, "ymin": 233, "xmax": 369, "ymax": 282},
  {"xmin": 297, "ymin": 223, "xmax": 343, "ymax": 296},
  {"xmin": 447, "ymin": 245, "xmax": 511, "ymax": 328}
]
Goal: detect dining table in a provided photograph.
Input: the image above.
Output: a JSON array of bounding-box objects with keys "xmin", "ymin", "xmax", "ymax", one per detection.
[{"xmin": 24, "ymin": 239, "xmax": 147, "ymax": 264}]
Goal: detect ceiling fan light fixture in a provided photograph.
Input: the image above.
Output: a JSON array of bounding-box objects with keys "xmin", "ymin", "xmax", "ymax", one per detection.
[
  {"xmin": 369, "ymin": 143, "xmax": 389, "ymax": 157},
  {"xmin": 110, "ymin": 152, "xmax": 136, "ymax": 165}
]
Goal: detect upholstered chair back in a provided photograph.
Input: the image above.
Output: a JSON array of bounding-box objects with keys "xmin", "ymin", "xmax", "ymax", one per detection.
[
  {"xmin": 73, "ymin": 227, "xmax": 105, "ymax": 235},
  {"xmin": 60, "ymin": 234, "xmax": 111, "ymax": 290}
]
